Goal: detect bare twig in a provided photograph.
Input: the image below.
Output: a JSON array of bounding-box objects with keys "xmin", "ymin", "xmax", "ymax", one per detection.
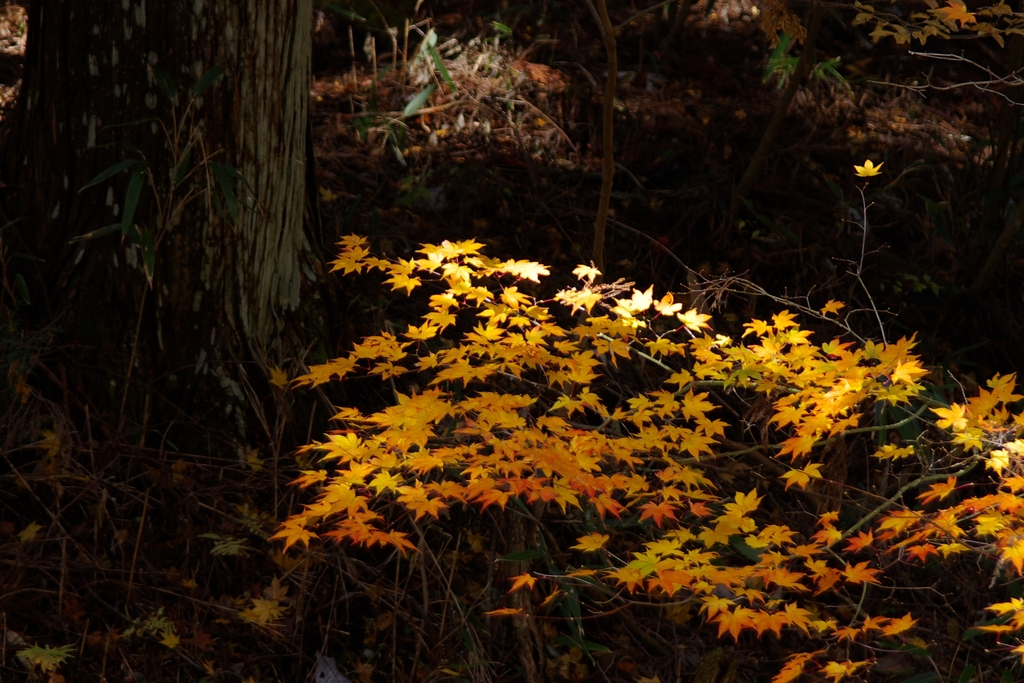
[{"xmin": 592, "ymin": 0, "xmax": 618, "ymax": 273}]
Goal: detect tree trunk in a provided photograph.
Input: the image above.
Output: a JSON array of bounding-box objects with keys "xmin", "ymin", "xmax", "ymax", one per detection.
[{"xmin": 3, "ymin": 0, "xmax": 314, "ymax": 443}]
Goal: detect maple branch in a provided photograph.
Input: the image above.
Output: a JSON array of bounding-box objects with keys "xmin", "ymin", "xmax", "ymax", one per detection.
[{"xmin": 833, "ymin": 458, "xmax": 981, "ymax": 548}]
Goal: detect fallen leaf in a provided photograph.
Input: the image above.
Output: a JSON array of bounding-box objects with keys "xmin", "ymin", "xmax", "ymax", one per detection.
[
  {"xmin": 19, "ymin": 522, "xmax": 43, "ymax": 543},
  {"xmin": 158, "ymin": 630, "xmax": 180, "ymax": 649}
]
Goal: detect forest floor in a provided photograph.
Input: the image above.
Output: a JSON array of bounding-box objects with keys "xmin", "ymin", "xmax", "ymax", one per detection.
[{"xmin": 1, "ymin": 2, "xmax": 1022, "ymax": 683}]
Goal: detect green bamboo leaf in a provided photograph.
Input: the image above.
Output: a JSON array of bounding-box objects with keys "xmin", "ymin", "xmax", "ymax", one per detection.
[
  {"xmin": 14, "ymin": 273, "xmax": 29, "ymax": 304},
  {"xmin": 426, "ymin": 44, "xmax": 457, "ymax": 93},
  {"xmin": 324, "ymin": 4, "xmax": 365, "ymax": 21},
  {"xmin": 899, "ymin": 674, "xmax": 940, "ymax": 683},
  {"xmin": 121, "ymin": 169, "xmax": 146, "ymax": 236},
  {"xmin": 497, "ymin": 549, "xmax": 546, "ymax": 562},
  {"xmin": 69, "ymin": 223, "xmax": 121, "ymax": 243},
  {"xmin": 152, "ymin": 67, "xmax": 177, "ymax": 101},
  {"xmin": 80, "ymin": 159, "xmax": 138, "ymax": 192},
  {"xmin": 957, "ymin": 666, "xmax": 976, "ymax": 683},
  {"xmin": 192, "ymin": 66, "xmax": 226, "ymax": 97},
  {"xmin": 209, "ymin": 162, "xmax": 239, "ymax": 224},
  {"xmin": 174, "ymin": 145, "xmax": 193, "ymax": 185},
  {"xmin": 402, "ymin": 84, "xmax": 435, "ymax": 119}
]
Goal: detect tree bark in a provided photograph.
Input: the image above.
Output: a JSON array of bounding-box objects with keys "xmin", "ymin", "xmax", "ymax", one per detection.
[{"xmin": 3, "ymin": 0, "xmax": 314, "ymax": 441}]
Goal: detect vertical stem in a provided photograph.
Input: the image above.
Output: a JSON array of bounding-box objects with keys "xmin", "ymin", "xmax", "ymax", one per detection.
[
  {"xmin": 124, "ymin": 487, "xmax": 151, "ymax": 611},
  {"xmin": 592, "ymin": 0, "xmax": 617, "ymax": 273},
  {"xmin": 729, "ymin": 3, "xmax": 821, "ymax": 220}
]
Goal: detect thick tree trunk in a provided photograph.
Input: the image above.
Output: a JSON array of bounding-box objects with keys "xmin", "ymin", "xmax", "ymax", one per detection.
[{"xmin": 3, "ymin": 0, "xmax": 314, "ymax": 441}]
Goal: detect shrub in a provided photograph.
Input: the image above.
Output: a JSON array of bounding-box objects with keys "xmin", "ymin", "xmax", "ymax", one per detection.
[{"xmin": 277, "ymin": 235, "xmax": 1024, "ymax": 680}]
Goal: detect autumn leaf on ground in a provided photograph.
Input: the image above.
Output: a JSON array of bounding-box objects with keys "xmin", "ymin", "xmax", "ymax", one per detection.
[
  {"xmin": 508, "ymin": 573, "xmax": 537, "ymax": 593},
  {"xmin": 19, "ymin": 521, "xmax": 43, "ymax": 543},
  {"xmin": 571, "ymin": 533, "xmax": 610, "ymax": 552},
  {"xmin": 263, "ymin": 576, "xmax": 289, "ymax": 602},
  {"xmin": 268, "ymin": 365, "xmax": 288, "ymax": 389},
  {"xmin": 158, "ymin": 630, "xmax": 180, "ymax": 649},
  {"xmin": 319, "ymin": 186, "xmax": 338, "ymax": 202},
  {"xmin": 240, "ymin": 597, "xmax": 285, "ymax": 623}
]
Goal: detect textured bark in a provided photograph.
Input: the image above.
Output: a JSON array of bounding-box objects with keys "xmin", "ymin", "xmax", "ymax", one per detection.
[{"xmin": 3, "ymin": 0, "xmax": 313, "ymax": 438}]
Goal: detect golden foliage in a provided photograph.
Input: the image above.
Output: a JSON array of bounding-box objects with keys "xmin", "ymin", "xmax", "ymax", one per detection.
[{"xmin": 279, "ymin": 235, "xmax": 1024, "ymax": 677}]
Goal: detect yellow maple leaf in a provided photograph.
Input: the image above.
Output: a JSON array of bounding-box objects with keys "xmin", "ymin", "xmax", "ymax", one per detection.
[
  {"xmin": 240, "ymin": 597, "xmax": 285, "ymax": 623},
  {"xmin": 319, "ymin": 186, "xmax": 338, "ymax": 202},
  {"xmin": 19, "ymin": 522, "xmax": 43, "ymax": 543},
  {"xmin": 822, "ymin": 660, "xmax": 870, "ymax": 683},
  {"xmin": 988, "ymin": 448, "xmax": 1010, "ymax": 474},
  {"xmin": 820, "ymin": 300, "xmax": 846, "ymax": 315},
  {"xmin": 932, "ymin": 403, "xmax": 968, "ymax": 430},
  {"xmin": 270, "ymin": 520, "xmax": 317, "ymax": 551},
  {"xmin": 872, "ymin": 444, "xmax": 915, "ymax": 460},
  {"xmin": 268, "ymin": 365, "xmax": 289, "ymax": 390},
  {"xmin": 677, "ymin": 308, "xmax": 712, "ymax": 332},
  {"xmin": 1002, "ymin": 540, "xmax": 1024, "ymax": 574},
  {"xmin": 571, "ymin": 533, "xmax": 610, "ymax": 552},
  {"xmin": 780, "ymin": 463, "xmax": 823, "ymax": 491},
  {"xmin": 572, "ymin": 264, "xmax": 601, "ymax": 283},
  {"xmin": 653, "ymin": 292, "xmax": 683, "ymax": 316},
  {"xmin": 158, "ymin": 630, "xmax": 180, "ymax": 649}
]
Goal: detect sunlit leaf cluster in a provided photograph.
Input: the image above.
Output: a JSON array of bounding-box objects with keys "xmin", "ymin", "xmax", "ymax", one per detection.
[{"xmin": 277, "ymin": 235, "xmax": 1024, "ymax": 680}]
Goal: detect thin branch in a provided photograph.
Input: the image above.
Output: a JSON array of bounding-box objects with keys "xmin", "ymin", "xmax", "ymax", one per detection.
[{"xmin": 592, "ymin": 0, "xmax": 618, "ymax": 273}]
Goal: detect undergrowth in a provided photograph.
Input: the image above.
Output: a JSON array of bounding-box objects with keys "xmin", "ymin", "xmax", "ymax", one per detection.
[{"xmin": 279, "ymin": 233, "xmax": 1024, "ymax": 682}]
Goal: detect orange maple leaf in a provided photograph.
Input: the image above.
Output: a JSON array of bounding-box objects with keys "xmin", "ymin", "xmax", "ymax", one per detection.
[
  {"xmin": 880, "ymin": 613, "xmax": 917, "ymax": 636},
  {"xmin": 917, "ymin": 476, "xmax": 958, "ymax": 505},
  {"xmin": 935, "ymin": 0, "xmax": 976, "ymax": 27},
  {"xmin": 508, "ymin": 573, "xmax": 537, "ymax": 593},
  {"xmin": 904, "ymin": 544, "xmax": 939, "ymax": 563},
  {"xmin": 842, "ymin": 560, "xmax": 882, "ymax": 585},
  {"xmin": 483, "ymin": 607, "xmax": 526, "ymax": 617},
  {"xmin": 270, "ymin": 522, "xmax": 317, "ymax": 552},
  {"xmin": 843, "ymin": 530, "xmax": 875, "ymax": 554},
  {"xmin": 772, "ymin": 652, "xmax": 818, "ymax": 683},
  {"xmin": 714, "ymin": 606, "xmax": 755, "ymax": 642},
  {"xmin": 752, "ymin": 610, "xmax": 790, "ymax": 638},
  {"xmin": 640, "ymin": 500, "xmax": 679, "ymax": 527},
  {"xmin": 690, "ymin": 501, "xmax": 713, "ymax": 517}
]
